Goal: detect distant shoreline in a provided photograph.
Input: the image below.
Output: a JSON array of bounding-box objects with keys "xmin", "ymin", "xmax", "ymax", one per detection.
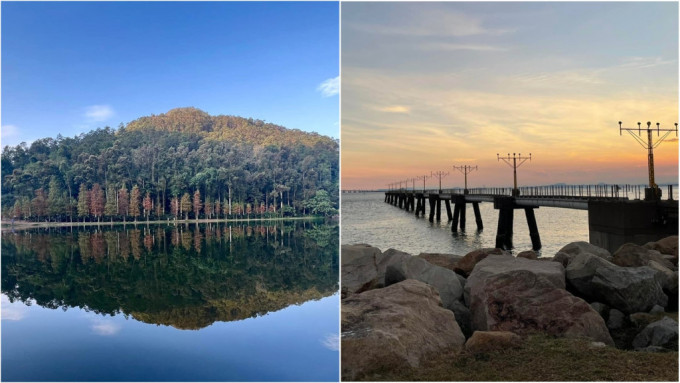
[{"xmin": 0, "ymin": 216, "xmax": 332, "ymax": 231}]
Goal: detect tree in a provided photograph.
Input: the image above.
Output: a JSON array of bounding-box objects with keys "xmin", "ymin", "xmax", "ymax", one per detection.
[
  {"xmin": 118, "ymin": 186, "xmax": 129, "ymax": 222},
  {"xmin": 193, "ymin": 190, "xmax": 202, "ymax": 221},
  {"xmin": 143, "ymin": 192, "xmax": 152, "ymax": 222},
  {"xmin": 77, "ymin": 184, "xmax": 90, "ymax": 222},
  {"xmin": 32, "ymin": 188, "xmax": 48, "ymax": 221},
  {"xmin": 104, "ymin": 185, "xmax": 117, "ymax": 220},
  {"xmin": 180, "ymin": 193, "xmax": 191, "ymax": 220},
  {"xmin": 48, "ymin": 176, "xmax": 66, "ymax": 220},
  {"xmin": 204, "ymin": 197, "xmax": 213, "ymax": 220},
  {"xmin": 90, "ymin": 183, "xmax": 105, "ymax": 222},
  {"xmin": 170, "ymin": 196, "xmax": 179, "ymax": 219},
  {"xmin": 304, "ymin": 190, "xmax": 337, "ymax": 217},
  {"xmin": 129, "ymin": 185, "xmax": 141, "ymax": 221}
]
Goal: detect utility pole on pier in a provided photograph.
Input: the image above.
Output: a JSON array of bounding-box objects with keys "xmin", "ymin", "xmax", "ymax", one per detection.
[
  {"xmin": 418, "ymin": 174, "xmax": 430, "ymax": 192},
  {"xmin": 619, "ymin": 121, "xmax": 678, "ymax": 201},
  {"xmin": 431, "ymin": 170, "xmax": 449, "ymax": 193},
  {"xmin": 497, "ymin": 153, "xmax": 531, "ymax": 197},
  {"xmin": 452, "ymin": 165, "xmax": 478, "ymax": 194},
  {"xmin": 407, "ymin": 177, "xmax": 418, "ymax": 192}
]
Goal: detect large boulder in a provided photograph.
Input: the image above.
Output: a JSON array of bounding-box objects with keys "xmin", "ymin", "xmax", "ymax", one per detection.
[
  {"xmin": 644, "ymin": 236, "xmax": 678, "ymax": 257},
  {"xmin": 465, "ymin": 255, "xmax": 565, "ymax": 305},
  {"xmin": 465, "ymin": 331, "xmax": 522, "ymax": 355},
  {"xmin": 417, "ymin": 253, "xmax": 463, "ymax": 272},
  {"xmin": 559, "ymin": 241, "xmax": 612, "ymax": 262},
  {"xmin": 612, "ymin": 243, "xmax": 674, "ymax": 270},
  {"xmin": 565, "ymin": 252, "xmax": 668, "ymax": 313},
  {"xmin": 455, "ymin": 248, "xmax": 510, "ymax": 277},
  {"xmin": 632, "ymin": 317, "xmax": 678, "ymax": 350},
  {"xmin": 341, "ymin": 279, "xmax": 466, "ymax": 380},
  {"xmin": 467, "ymin": 269, "xmax": 614, "ymax": 346},
  {"xmin": 341, "ymin": 244, "xmax": 384, "ymax": 297},
  {"xmin": 385, "ymin": 254, "xmax": 468, "ymax": 336}
]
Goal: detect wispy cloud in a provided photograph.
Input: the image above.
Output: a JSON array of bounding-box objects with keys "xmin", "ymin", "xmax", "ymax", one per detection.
[
  {"xmin": 376, "ymin": 105, "xmax": 410, "ymax": 114},
  {"xmin": 84, "ymin": 105, "xmax": 114, "ymax": 122},
  {"xmin": 618, "ymin": 56, "xmax": 676, "ymax": 70},
  {"xmin": 419, "ymin": 42, "xmax": 509, "ymax": 52},
  {"xmin": 1, "ymin": 125, "xmax": 20, "ymax": 142},
  {"xmin": 321, "ymin": 333, "xmax": 339, "ymax": 351},
  {"xmin": 317, "ymin": 76, "xmax": 339, "ymax": 97},
  {"xmin": 90, "ymin": 318, "xmax": 121, "ymax": 336},
  {"xmin": 347, "ymin": 7, "xmax": 512, "ymax": 37}
]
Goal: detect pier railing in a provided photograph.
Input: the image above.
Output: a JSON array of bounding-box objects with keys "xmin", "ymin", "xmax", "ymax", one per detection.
[{"xmin": 403, "ymin": 184, "xmax": 676, "ymax": 200}]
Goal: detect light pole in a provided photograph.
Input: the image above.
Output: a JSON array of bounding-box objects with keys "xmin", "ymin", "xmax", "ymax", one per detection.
[
  {"xmin": 453, "ymin": 165, "xmax": 478, "ymax": 194},
  {"xmin": 497, "ymin": 153, "xmax": 531, "ymax": 197}
]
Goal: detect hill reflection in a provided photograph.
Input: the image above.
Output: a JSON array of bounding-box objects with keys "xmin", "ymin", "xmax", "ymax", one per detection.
[{"xmin": 1, "ymin": 221, "xmax": 338, "ymax": 330}]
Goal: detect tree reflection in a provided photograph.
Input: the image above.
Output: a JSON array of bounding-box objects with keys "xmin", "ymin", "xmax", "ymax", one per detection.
[{"xmin": 1, "ymin": 221, "xmax": 338, "ymax": 330}]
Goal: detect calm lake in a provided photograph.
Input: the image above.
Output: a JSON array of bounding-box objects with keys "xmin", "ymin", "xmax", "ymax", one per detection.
[{"xmin": 1, "ymin": 221, "xmax": 339, "ymax": 382}]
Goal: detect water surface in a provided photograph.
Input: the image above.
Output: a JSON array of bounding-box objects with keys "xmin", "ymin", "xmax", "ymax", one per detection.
[{"xmin": 2, "ymin": 221, "xmax": 339, "ymax": 382}]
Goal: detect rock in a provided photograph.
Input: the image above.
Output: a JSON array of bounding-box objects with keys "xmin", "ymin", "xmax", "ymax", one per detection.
[
  {"xmin": 636, "ymin": 346, "xmax": 672, "ymax": 353},
  {"xmin": 552, "ymin": 252, "xmax": 571, "ymax": 268},
  {"xmin": 385, "ymin": 254, "xmax": 464, "ymax": 308},
  {"xmin": 607, "ymin": 309, "xmax": 625, "ymax": 330},
  {"xmin": 644, "ymin": 236, "xmax": 678, "ymax": 256},
  {"xmin": 467, "ymin": 269, "xmax": 614, "ymax": 346},
  {"xmin": 612, "ymin": 243, "xmax": 674, "ymax": 270},
  {"xmin": 455, "ymin": 248, "xmax": 510, "ymax": 277},
  {"xmin": 565, "ymin": 252, "xmax": 667, "ymax": 313},
  {"xmin": 590, "ymin": 302, "xmax": 610, "ymax": 320},
  {"xmin": 650, "ymin": 305, "xmax": 665, "ymax": 314},
  {"xmin": 632, "ymin": 317, "xmax": 678, "ymax": 350},
  {"xmin": 517, "ymin": 250, "xmax": 538, "ymax": 260},
  {"xmin": 417, "ymin": 253, "xmax": 463, "ymax": 272},
  {"xmin": 341, "ymin": 279, "xmax": 466, "ymax": 380},
  {"xmin": 629, "ymin": 312, "xmax": 659, "ymax": 328},
  {"xmin": 559, "ymin": 241, "xmax": 612, "ymax": 262},
  {"xmin": 451, "ymin": 300, "xmax": 473, "ymax": 339},
  {"xmin": 589, "ymin": 342, "xmax": 607, "ymax": 348},
  {"xmin": 465, "ymin": 331, "xmax": 522, "ymax": 355},
  {"xmin": 465, "ymin": 255, "xmax": 566, "ymax": 306},
  {"xmin": 384, "ymin": 253, "xmax": 467, "ymax": 334},
  {"xmin": 341, "ymin": 244, "xmax": 384, "ymax": 297}
]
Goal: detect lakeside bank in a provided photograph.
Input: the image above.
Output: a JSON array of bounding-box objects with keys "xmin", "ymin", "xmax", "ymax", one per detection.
[{"xmin": 0, "ymin": 216, "xmax": 336, "ymax": 232}]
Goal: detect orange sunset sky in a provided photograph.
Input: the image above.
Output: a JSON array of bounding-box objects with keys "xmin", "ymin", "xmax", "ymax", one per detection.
[{"xmin": 341, "ymin": 2, "xmax": 679, "ymax": 190}]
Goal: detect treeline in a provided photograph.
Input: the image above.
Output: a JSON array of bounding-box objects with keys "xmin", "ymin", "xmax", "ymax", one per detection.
[{"xmin": 2, "ymin": 107, "xmax": 339, "ymax": 222}]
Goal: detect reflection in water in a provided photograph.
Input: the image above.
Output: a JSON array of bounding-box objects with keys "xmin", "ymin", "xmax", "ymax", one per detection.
[{"xmin": 1, "ymin": 221, "xmax": 338, "ymax": 330}]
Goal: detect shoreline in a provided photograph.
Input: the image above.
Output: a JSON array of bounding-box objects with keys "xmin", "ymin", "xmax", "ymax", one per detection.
[{"xmin": 0, "ymin": 216, "xmax": 330, "ymax": 232}]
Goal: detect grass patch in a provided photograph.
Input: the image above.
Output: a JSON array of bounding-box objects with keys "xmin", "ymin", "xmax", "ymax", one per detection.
[{"xmin": 357, "ymin": 335, "xmax": 678, "ymax": 381}]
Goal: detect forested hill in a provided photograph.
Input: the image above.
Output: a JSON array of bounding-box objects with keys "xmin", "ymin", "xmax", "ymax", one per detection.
[
  {"xmin": 126, "ymin": 107, "xmax": 334, "ymax": 148},
  {"xmin": 1, "ymin": 107, "xmax": 338, "ymax": 222}
]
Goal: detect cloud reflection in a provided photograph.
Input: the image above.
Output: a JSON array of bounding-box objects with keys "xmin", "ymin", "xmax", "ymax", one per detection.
[
  {"xmin": 1, "ymin": 294, "xmax": 28, "ymax": 321},
  {"xmin": 90, "ymin": 318, "xmax": 121, "ymax": 336},
  {"xmin": 321, "ymin": 333, "xmax": 339, "ymax": 351}
]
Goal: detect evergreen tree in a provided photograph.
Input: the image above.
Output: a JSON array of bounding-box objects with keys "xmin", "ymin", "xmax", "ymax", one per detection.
[
  {"xmin": 118, "ymin": 186, "xmax": 129, "ymax": 222},
  {"xmin": 47, "ymin": 176, "xmax": 66, "ymax": 219}
]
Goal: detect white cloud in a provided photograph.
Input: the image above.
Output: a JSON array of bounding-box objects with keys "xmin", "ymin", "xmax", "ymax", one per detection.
[
  {"xmin": 321, "ymin": 333, "xmax": 339, "ymax": 351},
  {"xmin": 317, "ymin": 76, "xmax": 339, "ymax": 97},
  {"xmin": 1, "ymin": 295, "xmax": 28, "ymax": 321},
  {"xmin": 84, "ymin": 105, "xmax": 114, "ymax": 122},
  {"xmin": 91, "ymin": 318, "xmax": 121, "ymax": 336},
  {"xmin": 1, "ymin": 124, "xmax": 20, "ymax": 143}
]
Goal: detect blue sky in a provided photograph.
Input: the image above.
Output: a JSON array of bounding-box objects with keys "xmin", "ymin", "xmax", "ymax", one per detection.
[{"xmin": 2, "ymin": 1, "xmax": 339, "ymax": 147}]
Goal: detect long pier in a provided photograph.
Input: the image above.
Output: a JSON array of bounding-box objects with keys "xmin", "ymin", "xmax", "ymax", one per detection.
[{"xmin": 385, "ymin": 184, "xmax": 678, "ymax": 253}]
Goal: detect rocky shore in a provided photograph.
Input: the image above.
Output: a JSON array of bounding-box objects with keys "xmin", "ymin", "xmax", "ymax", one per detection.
[{"xmin": 341, "ymin": 236, "xmax": 679, "ymax": 381}]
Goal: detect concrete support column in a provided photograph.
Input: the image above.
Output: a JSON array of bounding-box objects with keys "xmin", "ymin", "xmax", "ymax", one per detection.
[{"xmin": 472, "ymin": 202, "xmax": 483, "ymax": 231}]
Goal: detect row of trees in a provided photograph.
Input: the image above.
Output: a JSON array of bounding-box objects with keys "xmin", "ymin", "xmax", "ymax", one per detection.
[
  {"xmin": 2, "ymin": 108, "xmax": 339, "ymax": 222},
  {"xmin": 9, "ymin": 182, "xmax": 336, "ymax": 223}
]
